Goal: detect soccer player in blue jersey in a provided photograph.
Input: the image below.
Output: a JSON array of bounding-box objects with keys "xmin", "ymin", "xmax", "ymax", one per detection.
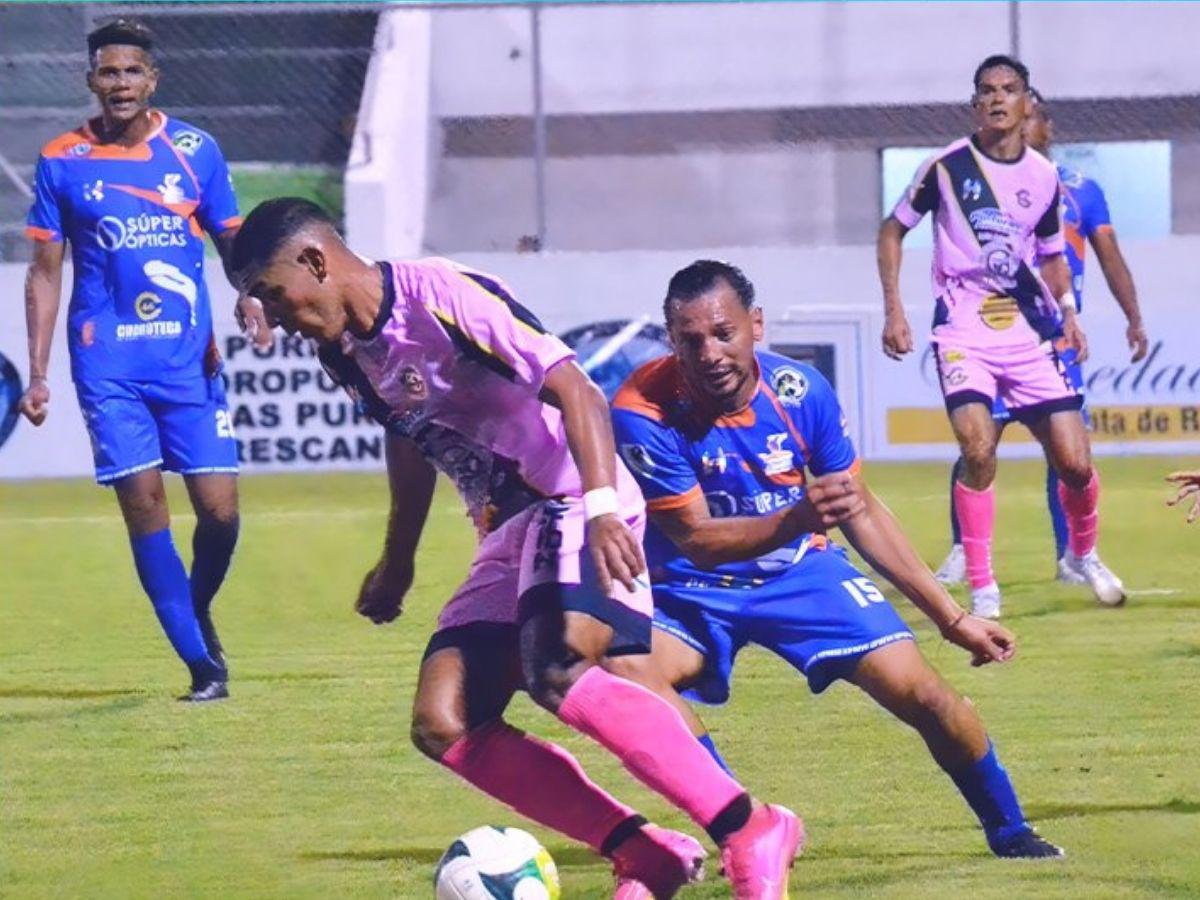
[
  {"xmin": 609, "ymin": 260, "xmax": 1063, "ymax": 858},
  {"xmin": 17, "ymin": 20, "xmax": 241, "ymax": 701},
  {"xmin": 934, "ymin": 89, "xmax": 1149, "ymax": 590}
]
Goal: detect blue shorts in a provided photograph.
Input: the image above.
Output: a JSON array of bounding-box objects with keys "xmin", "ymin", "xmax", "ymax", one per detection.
[
  {"xmin": 652, "ymin": 547, "xmax": 914, "ymax": 704},
  {"xmin": 75, "ymin": 376, "xmax": 239, "ymax": 485},
  {"xmin": 994, "ymin": 342, "xmax": 1088, "ymax": 424}
]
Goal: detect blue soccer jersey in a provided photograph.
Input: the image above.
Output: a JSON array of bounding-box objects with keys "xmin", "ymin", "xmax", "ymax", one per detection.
[
  {"xmin": 611, "ymin": 350, "xmax": 857, "ymax": 590},
  {"xmin": 1057, "ymin": 164, "xmax": 1113, "ymax": 312},
  {"xmin": 26, "ymin": 113, "xmax": 241, "ymax": 384}
]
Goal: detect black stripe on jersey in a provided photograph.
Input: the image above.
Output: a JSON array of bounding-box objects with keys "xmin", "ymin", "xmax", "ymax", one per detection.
[
  {"xmin": 361, "ymin": 261, "xmax": 398, "ymax": 341},
  {"xmin": 460, "ymin": 270, "xmax": 549, "ymax": 334},
  {"xmin": 437, "ymin": 316, "xmax": 522, "ymax": 383},
  {"xmin": 316, "ymin": 341, "xmax": 397, "ymax": 431}
]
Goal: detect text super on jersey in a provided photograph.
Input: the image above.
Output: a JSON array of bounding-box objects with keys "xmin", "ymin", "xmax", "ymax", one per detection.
[
  {"xmin": 26, "ymin": 112, "xmax": 241, "ymax": 383},
  {"xmin": 611, "ymin": 350, "xmax": 859, "ymax": 590}
]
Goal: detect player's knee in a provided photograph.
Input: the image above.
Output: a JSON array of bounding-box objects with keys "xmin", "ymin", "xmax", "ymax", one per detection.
[
  {"xmin": 410, "ymin": 705, "xmax": 468, "ymax": 761},
  {"xmin": 1057, "ymin": 459, "xmax": 1093, "ymax": 491},
  {"xmin": 910, "ymin": 675, "xmax": 964, "ymax": 728}
]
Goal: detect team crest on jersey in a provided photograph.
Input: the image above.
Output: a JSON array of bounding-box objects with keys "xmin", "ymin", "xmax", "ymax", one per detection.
[
  {"xmin": 771, "ymin": 366, "xmax": 809, "ymax": 407},
  {"xmin": 172, "ymin": 130, "xmax": 204, "ymax": 156},
  {"xmin": 83, "ymin": 180, "xmax": 104, "ymax": 202},
  {"xmin": 757, "ymin": 433, "xmax": 794, "ymax": 476},
  {"xmin": 1016, "ymin": 189, "xmax": 1032, "ymax": 208},
  {"xmin": 158, "ymin": 173, "xmax": 185, "ymax": 205},
  {"xmin": 961, "ymin": 178, "xmax": 982, "ymax": 202},
  {"xmin": 134, "ymin": 292, "xmax": 163, "ymax": 322},
  {"xmin": 70, "ymin": 142, "xmax": 92, "ymax": 157},
  {"xmin": 620, "ymin": 443, "xmax": 656, "ymax": 478}
]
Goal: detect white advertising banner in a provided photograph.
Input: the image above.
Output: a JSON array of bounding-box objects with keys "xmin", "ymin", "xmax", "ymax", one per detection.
[{"xmin": 2, "ymin": 235, "xmax": 1198, "ymax": 479}]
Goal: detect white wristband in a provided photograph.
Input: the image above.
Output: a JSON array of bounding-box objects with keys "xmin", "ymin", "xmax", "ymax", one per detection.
[
  {"xmin": 583, "ymin": 486, "xmax": 619, "ymax": 521},
  {"xmin": 1058, "ymin": 291, "xmax": 1078, "ymax": 313}
]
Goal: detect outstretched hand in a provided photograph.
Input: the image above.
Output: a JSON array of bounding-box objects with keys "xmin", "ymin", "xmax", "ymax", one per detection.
[
  {"xmin": 1166, "ymin": 471, "xmax": 1200, "ymax": 524},
  {"xmin": 355, "ymin": 559, "xmax": 414, "ymax": 624},
  {"xmin": 942, "ymin": 614, "xmax": 1016, "ymax": 666}
]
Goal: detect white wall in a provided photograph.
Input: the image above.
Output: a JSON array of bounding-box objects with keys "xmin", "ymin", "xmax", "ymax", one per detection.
[
  {"xmin": 430, "ymin": 2, "xmax": 1200, "ymax": 118},
  {"xmin": 345, "ymin": 8, "xmax": 434, "ymax": 261}
]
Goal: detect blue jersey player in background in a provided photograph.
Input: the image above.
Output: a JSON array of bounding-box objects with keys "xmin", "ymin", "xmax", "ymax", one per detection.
[
  {"xmin": 935, "ymin": 88, "xmax": 1150, "ymax": 589},
  {"xmin": 18, "ymin": 20, "xmax": 242, "ymax": 701},
  {"xmin": 610, "ymin": 260, "xmax": 1063, "ymax": 858}
]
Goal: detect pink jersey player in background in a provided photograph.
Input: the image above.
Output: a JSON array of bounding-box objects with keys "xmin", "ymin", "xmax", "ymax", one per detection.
[
  {"xmin": 229, "ymin": 197, "xmax": 804, "ymax": 899},
  {"xmin": 876, "ymin": 54, "xmax": 1125, "ymax": 619}
]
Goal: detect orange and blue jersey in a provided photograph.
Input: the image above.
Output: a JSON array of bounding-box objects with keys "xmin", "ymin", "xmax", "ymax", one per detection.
[
  {"xmin": 26, "ymin": 112, "xmax": 241, "ymax": 384},
  {"xmin": 1057, "ymin": 164, "xmax": 1113, "ymax": 312},
  {"xmin": 611, "ymin": 349, "xmax": 857, "ymax": 590}
]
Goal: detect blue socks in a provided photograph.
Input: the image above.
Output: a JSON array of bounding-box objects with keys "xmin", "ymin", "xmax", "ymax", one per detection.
[
  {"xmin": 948, "ymin": 741, "xmax": 1029, "ymax": 846},
  {"xmin": 1046, "ymin": 467, "xmax": 1069, "ymax": 560},
  {"xmin": 130, "ymin": 528, "xmax": 224, "ymax": 683},
  {"xmin": 949, "ymin": 457, "xmax": 965, "ymax": 545},
  {"xmin": 697, "ymin": 733, "xmax": 736, "ymax": 777},
  {"xmin": 190, "ymin": 517, "xmax": 239, "ymax": 618}
]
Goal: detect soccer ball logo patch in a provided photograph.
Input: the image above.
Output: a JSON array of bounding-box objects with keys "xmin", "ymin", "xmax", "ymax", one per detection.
[{"xmin": 771, "ymin": 366, "xmax": 809, "ymax": 406}]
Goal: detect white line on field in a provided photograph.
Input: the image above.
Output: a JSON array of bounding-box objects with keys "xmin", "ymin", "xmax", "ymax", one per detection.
[{"xmin": 1126, "ymin": 588, "xmax": 1181, "ymax": 597}]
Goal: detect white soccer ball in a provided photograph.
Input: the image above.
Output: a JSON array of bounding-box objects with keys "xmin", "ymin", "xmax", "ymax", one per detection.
[{"xmin": 434, "ymin": 825, "xmax": 561, "ymax": 900}]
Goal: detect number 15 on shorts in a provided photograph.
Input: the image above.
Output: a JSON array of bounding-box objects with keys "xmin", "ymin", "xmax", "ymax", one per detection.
[{"xmin": 841, "ymin": 577, "xmax": 886, "ymax": 608}]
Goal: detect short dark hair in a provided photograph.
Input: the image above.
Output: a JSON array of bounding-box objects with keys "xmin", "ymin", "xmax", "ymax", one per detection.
[
  {"xmin": 973, "ymin": 54, "xmax": 1030, "ymax": 91},
  {"xmin": 1028, "ymin": 87, "xmax": 1050, "ymax": 117},
  {"xmin": 87, "ymin": 19, "xmax": 155, "ymax": 59},
  {"xmin": 231, "ymin": 197, "xmax": 336, "ymax": 279},
  {"xmin": 664, "ymin": 260, "xmax": 755, "ymax": 324}
]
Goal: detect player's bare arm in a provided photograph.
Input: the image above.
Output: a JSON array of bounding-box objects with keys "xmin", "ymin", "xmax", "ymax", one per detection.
[
  {"xmin": 835, "ymin": 470, "xmax": 1016, "ymax": 666},
  {"xmin": 357, "ymin": 433, "xmax": 437, "ymax": 624},
  {"xmin": 539, "ymin": 359, "xmax": 645, "ymax": 596},
  {"xmin": 1165, "ymin": 471, "xmax": 1200, "ymax": 524},
  {"xmin": 1090, "ymin": 228, "xmax": 1148, "ymax": 362},
  {"xmin": 877, "ymin": 216, "xmax": 914, "ymax": 360},
  {"xmin": 648, "ymin": 471, "xmax": 863, "ymax": 569},
  {"xmin": 1041, "ymin": 252, "xmax": 1088, "ymax": 363},
  {"xmin": 18, "ymin": 239, "xmax": 65, "ymax": 426}
]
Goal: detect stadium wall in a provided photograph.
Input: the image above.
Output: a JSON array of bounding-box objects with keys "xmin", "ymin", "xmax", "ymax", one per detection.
[
  {"xmin": 430, "ymin": 3, "xmax": 1200, "ymax": 116},
  {"xmin": 3, "ymin": 236, "xmax": 1200, "ymax": 479},
  {"xmin": 344, "ymin": 8, "xmax": 433, "ymax": 260}
]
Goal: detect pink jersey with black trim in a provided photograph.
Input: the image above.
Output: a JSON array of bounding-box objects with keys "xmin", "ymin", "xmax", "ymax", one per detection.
[
  {"xmin": 320, "ymin": 257, "xmax": 634, "ymax": 532},
  {"xmin": 892, "ymin": 136, "xmax": 1065, "ymax": 348}
]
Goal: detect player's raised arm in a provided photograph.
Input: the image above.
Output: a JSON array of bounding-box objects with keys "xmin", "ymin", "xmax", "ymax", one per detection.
[
  {"xmin": 835, "ymin": 472, "xmax": 1015, "ymax": 666},
  {"xmin": 356, "ymin": 432, "xmax": 437, "ymax": 624},
  {"xmin": 540, "ymin": 359, "xmax": 646, "ymax": 596},
  {"xmin": 19, "ymin": 237, "xmax": 66, "ymax": 426}
]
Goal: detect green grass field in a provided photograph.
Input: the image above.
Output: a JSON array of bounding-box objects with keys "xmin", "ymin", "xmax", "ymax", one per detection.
[{"xmin": 2, "ymin": 456, "xmax": 1198, "ymax": 899}]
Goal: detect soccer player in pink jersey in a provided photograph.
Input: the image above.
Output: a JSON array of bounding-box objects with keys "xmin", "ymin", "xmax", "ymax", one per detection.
[
  {"xmin": 230, "ymin": 198, "xmax": 802, "ymax": 899},
  {"xmin": 877, "ymin": 55, "xmax": 1124, "ymax": 619}
]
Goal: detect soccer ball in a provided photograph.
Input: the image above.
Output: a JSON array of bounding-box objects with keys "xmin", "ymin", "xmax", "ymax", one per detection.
[{"xmin": 434, "ymin": 825, "xmax": 561, "ymax": 900}]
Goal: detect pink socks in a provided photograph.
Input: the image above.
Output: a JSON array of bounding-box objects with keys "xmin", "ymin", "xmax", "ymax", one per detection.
[
  {"xmin": 558, "ymin": 665, "xmax": 746, "ymax": 828},
  {"xmin": 440, "ymin": 720, "xmax": 636, "ymax": 853},
  {"xmin": 1058, "ymin": 468, "xmax": 1100, "ymax": 557},
  {"xmin": 954, "ymin": 480, "xmax": 996, "ymax": 589}
]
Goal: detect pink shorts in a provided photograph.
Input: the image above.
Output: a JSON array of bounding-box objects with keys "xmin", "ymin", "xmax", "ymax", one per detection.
[
  {"xmin": 933, "ymin": 338, "xmax": 1083, "ymax": 421},
  {"xmin": 435, "ymin": 488, "xmax": 654, "ymax": 655}
]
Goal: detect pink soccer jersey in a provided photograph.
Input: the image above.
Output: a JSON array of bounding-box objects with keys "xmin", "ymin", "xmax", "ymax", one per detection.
[
  {"xmin": 892, "ymin": 136, "xmax": 1066, "ymax": 348},
  {"xmin": 324, "ymin": 257, "xmax": 636, "ymax": 532}
]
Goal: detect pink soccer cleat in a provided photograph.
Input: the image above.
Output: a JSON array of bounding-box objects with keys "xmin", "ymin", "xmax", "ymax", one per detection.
[
  {"xmin": 612, "ymin": 825, "xmax": 706, "ymax": 899},
  {"xmin": 720, "ymin": 804, "xmax": 804, "ymax": 900}
]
